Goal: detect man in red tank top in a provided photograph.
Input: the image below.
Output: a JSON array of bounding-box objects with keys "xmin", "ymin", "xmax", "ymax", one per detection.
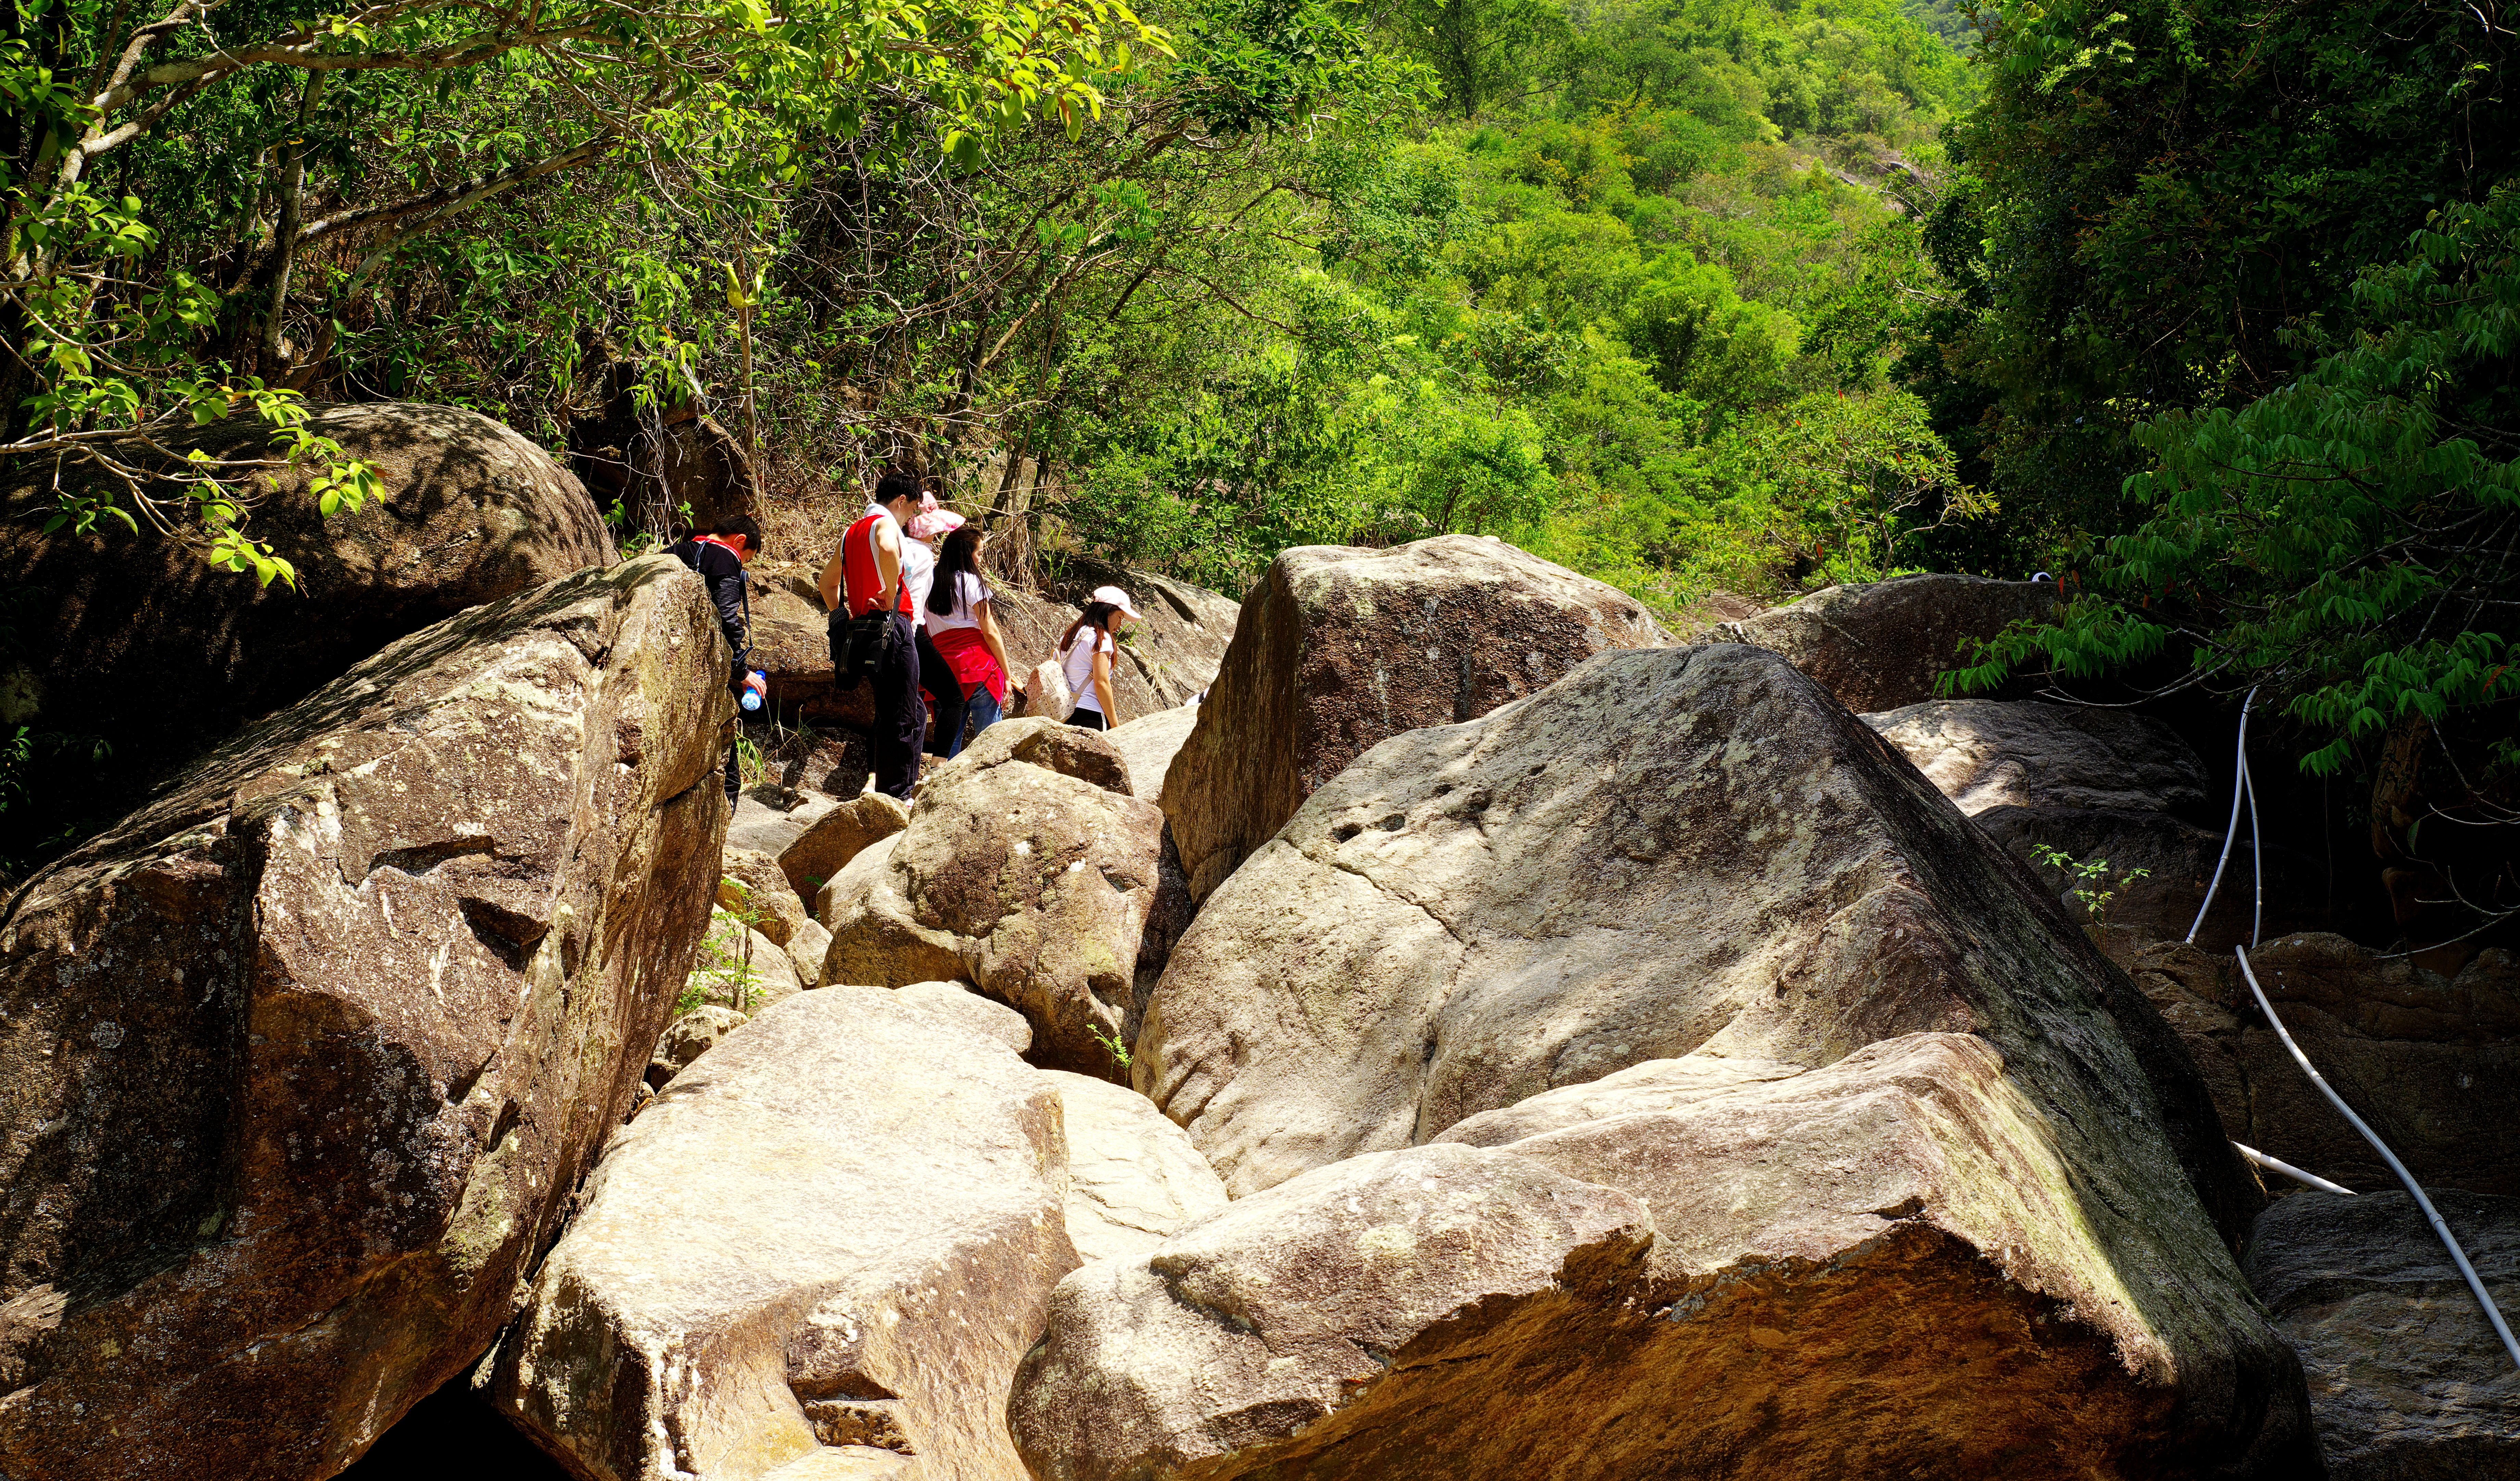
[{"xmin": 817, "ymin": 471, "xmax": 925, "ymax": 798}]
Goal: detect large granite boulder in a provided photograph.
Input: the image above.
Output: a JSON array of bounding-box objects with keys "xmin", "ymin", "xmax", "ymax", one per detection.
[
  {"xmin": 819, "ymin": 721, "xmax": 1188, "ymax": 1078},
  {"xmin": 1041, "ymin": 1071, "xmax": 1228, "ymax": 1264},
  {"xmin": 2130, "ymin": 935, "xmax": 2520, "ymax": 1197},
  {"xmin": 1018, "ymin": 1034, "xmax": 2315, "ymax": 1479},
  {"xmin": 1730, "ymin": 573, "xmax": 2054, "ymax": 712},
  {"xmin": 2, "ymin": 402, "xmax": 616, "ymax": 829},
  {"xmin": 2245, "ymin": 1190, "xmax": 2520, "ymax": 1478},
  {"xmin": 488, "ymin": 988, "xmax": 1078, "ymax": 1481},
  {"xmin": 0, "ymin": 554, "xmax": 729, "ymax": 1480},
  {"xmin": 1135, "ymin": 644, "xmax": 2250, "ymax": 1231},
  {"xmin": 1160, "ymin": 535, "xmax": 1666, "ymax": 902}
]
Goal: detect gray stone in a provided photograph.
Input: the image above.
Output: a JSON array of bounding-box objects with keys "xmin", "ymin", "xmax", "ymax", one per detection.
[
  {"xmin": 1864, "ymin": 698, "xmax": 2209, "ymax": 816},
  {"xmin": 729, "ymin": 789, "xmax": 841, "ymax": 857},
  {"xmin": 777, "ymin": 791, "xmax": 910, "ymax": 902},
  {"xmin": 1105, "ymin": 705, "xmax": 1200, "ymax": 805},
  {"xmin": 1728, "ymin": 573, "xmax": 2054, "ymax": 713},
  {"xmin": 2246, "ymin": 1190, "xmax": 2520, "ymax": 1479},
  {"xmin": 893, "ymin": 980, "xmax": 1034, "ymax": 1055}
]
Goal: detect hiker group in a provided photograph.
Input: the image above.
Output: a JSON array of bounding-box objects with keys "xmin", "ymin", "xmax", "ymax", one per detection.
[{"xmin": 669, "ymin": 469, "xmax": 1142, "ymax": 802}]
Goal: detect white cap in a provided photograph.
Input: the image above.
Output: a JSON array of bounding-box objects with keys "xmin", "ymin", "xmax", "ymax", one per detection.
[{"xmin": 1091, "ymin": 585, "xmax": 1143, "ymax": 620}]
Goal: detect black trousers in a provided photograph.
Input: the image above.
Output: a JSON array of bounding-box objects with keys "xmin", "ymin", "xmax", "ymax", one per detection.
[
  {"xmin": 918, "ymin": 628, "xmax": 967, "ymax": 758},
  {"xmin": 870, "ymin": 612, "xmax": 922, "ymax": 799}
]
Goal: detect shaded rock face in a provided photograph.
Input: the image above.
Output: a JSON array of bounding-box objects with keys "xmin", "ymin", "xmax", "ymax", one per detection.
[
  {"xmin": 0, "ymin": 555, "xmax": 729, "ymax": 1481},
  {"xmin": 1861, "ymin": 697, "xmax": 2319, "ymax": 950},
  {"xmin": 1730, "ymin": 573, "xmax": 2054, "ymax": 713},
  {"xmin": 1137, "ymin": 644, "xmax": 2256, "ymax": 1250},
  {"xmin": 2131, "ymin": 936, "xmax": 2520, "ymax": 1197},
  {"xmin": 489, "ymin": 988, "xmax": 1078, "ymax": 1481},
  {"xmin": 1865, "ymin": 699, "xmax": 2209, "ymax": 816},
  {"xmin": 2245, "ymin": 1190, "xmax": 2520, "ymax": 1479},
  {"xmin": 3, "ymin": 401, "xmax": 616, "ymax": 823},
  {"xmin": 819, "ymin": 724, "xmax": 1187, "ymax": 1079},
  {"xmin": 1018, "ymin": 1035, "xmax": 2316, "ymax": 1480},
  {"xmin": 1160, "ymin": 535, "xmax": 1667, "ymax": 903},
  {"xmin": 1040, "ymin": 1071, "xmax": 1228, "ymax": 1264}
]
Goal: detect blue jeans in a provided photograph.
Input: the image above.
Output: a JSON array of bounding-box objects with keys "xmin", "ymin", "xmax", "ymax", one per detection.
[{"xmin": 951, "ymin": 685, "xmax": 1003, "ymax": 758}]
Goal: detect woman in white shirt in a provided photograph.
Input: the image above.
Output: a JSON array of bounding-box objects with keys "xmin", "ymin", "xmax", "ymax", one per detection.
[
  {"xmin": 921, "ymin": 525, "xmax": 1015, "ymax": 756},
  {"xmin": 1057, "ymin": 585, "xmax": 1142, "ymax": 731}
]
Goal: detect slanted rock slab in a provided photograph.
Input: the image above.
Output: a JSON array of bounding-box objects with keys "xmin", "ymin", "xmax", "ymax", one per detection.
[
  {"xmin": 0, "ymin": 554, "xmax": 728, "ymax": 1481},
  {"xmin": 1160, "ymin": 534, "xmax": 1665, "ymax": 903},
  {"xmin": 1864, "ymin": 699, "xmax": 2208, "ymax": 816},
  {"xmin": 1106, "ymin": 705, "xmax": 1200, "ymax": 805},
  {"xmin": 489, "ymin": 988, "xmax": 1078, "ymax": 1481},
  {"xmin": 1020, "ymin": 1034, "xmax": 2317, "ymax": 1478}
]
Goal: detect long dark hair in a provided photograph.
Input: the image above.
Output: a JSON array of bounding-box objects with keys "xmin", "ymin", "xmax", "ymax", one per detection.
[
  {"xmin": 1060, "ymin": 601, "xmax": 1119, "ymax": 655},
  {"xmin": 926, "ymin": 525, "xmax": 985, "ymax": 617}
]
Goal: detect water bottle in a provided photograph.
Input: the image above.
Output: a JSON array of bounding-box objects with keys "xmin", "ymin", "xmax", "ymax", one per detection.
[{"xmin": 739, "ymin": 671, "xmax": 766, "ymax": 713}]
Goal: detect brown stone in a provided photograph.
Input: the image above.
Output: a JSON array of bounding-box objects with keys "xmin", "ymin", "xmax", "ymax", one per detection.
[
  {"xmin": 1160, "ymin": 535, "xmax": 1666, "ymax": 903},
  {"xmin": 720, "ymin": 845, "xmax": 810, "ymax": 947},
  {"xmin": 2, "ymin": 401, "xmax": 616, "ymax": 823},
  {"xmin": 647, "ymin": 1004, "xmax": 752, "ymax": 1090},
  {"xmin": 488, "ymin": 988, "xmax": 1078, "ymax": 1481},
  {"xmin": 2128, "ymin": 935, "xmax": 2520, "ymax": 1196},
  {"xmin": 1730, "ymin": 573, "xmax": 2054, "ymax": 712},
  {"xmin": 819, "ymin": 729, "xmax": 1186, "ymax": 1079},
  {"xmin": 0, "ymin": 554, "xmax": 729, "ymax": 1480},
  {"xmin": 777, "ymin": 791, "xmax": 910, "ymax": 902}
]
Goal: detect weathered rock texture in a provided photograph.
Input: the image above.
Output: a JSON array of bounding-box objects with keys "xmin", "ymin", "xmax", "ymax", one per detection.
[
  {"xmin": 779, "ymin": 792, "xmax": 911, "ymax": 902},
  {"xmin": 729, "ymin": 790, "xmax": 840, "ymax": 857},
  {"xmin": 1865, "ymin": 699, "xmax": 2209, "ymax": 816},
  {"xmin": 1041, "ymin": 1071, "xmax": 1228, "ymax": 1264},
  {"xmin": 894, "ymin": 981, "xmax": 1034, "ymax": 1055},
  {"xmin": 2131, "ymin": 935, "xmax": 2520, "ymax": 1197},
  {"xmin": 1730, "ymin": 573, "xmax": 2054, "ymax": 713},
  {"xmin": 2246, "ymin": 1190, "xmax": 2520, "ymax": 1479},
  {"xmin": 0, "ymin": 554, "xmax": 728, "ymax": 1480},
  {"xmin": 1122, "ymin": 642, "xmax": 2307, "ymax": 1471},
  {"xmin": 1160, "ymin": 536, "xmax": 1666, "ymax": 902},
  {"xmin": 820, "ymin": 721, "xmax": 1188, "ymax": 1078},
  {"xmin": 1978, "ymin": 808, "xmax": 2326, "ymax": 954},
  {"xmin": 2, "ymin": 402, "xmax": 615, "ymax": 793},
  {"xmin": 490, "ymin": 988, "xmax": 1078, "ymax": 1481},
  {"xmin": 1105, "ymin": 705, "xmax": 1200, "ymax": 805},
  {"xmin": 1020, "ymin": 1034, "xmax": 2315, "ymax": 1479}
]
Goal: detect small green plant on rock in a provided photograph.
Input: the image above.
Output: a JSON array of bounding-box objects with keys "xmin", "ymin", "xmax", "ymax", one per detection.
[
  {"xmin": 1088, "ymin": 1025, "xmax": 1132, "ymax": 1070},
  {"xmin": 678, "ymin": 882, "xmax": 767, "ymax": 1016},
  {"xmin": 2031, "ymin": 845, "xmax": 2152, "ymax": 928}
]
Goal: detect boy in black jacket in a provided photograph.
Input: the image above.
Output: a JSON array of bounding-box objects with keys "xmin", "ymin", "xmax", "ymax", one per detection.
[{"xmin": 669, "ymin": 515, "xmax": 767, "ymax": 803}]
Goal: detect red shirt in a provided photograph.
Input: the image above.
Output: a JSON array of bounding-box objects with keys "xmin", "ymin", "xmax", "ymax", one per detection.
[{"xmin": 840, "ymin": 511, "xmax": 911, "ymax": 617}]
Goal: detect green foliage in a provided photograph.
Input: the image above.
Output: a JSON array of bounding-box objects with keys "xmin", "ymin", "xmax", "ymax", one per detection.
[
  {"xmin": 1949, "ymin": 187, "xmax": 2520, "ymax": 779},
  {"xmin": 2031, "ymin": 844, "xmax": 2149, "ymax": 926}
]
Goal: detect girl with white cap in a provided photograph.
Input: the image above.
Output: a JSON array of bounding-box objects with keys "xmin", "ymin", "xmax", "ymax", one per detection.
[{"xmin": 1057, "ymin": 585, "xmax": 1141, "ymax": 731}]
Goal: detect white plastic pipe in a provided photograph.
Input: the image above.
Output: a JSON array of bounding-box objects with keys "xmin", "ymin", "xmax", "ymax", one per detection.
[
  {"xmin": 2233, "ymin": 1140, "xmax": 2356, "ymax": 1196},
  {"xmin": 2187, "ymin": 688, "xmax": 2258, "ymax": 944},
  {"xmin": 2237, "ymin": 946, "xmax": 2520, "ymax": 1373}
]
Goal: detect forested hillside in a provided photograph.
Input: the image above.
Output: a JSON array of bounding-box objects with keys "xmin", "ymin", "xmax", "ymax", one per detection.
[{"xmin": 5, "ymin": 0, "xmax": 2517, "ymax": 894}]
